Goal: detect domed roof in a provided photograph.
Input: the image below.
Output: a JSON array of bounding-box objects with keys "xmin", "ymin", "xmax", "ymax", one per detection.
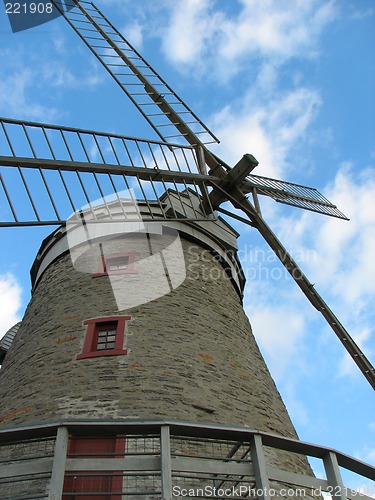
[{"xmin": 0, "ymin": 321, "xmax": 21, "ymax": 363}]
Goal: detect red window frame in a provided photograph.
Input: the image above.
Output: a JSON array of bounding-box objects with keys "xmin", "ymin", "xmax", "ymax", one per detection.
[
  {"xmin": 93, "ymin": 252, "xmax": 140, "ymax": 278},
  {"xmin": 76, "ymin": 316, "xmax": 130, "ymax": 360}
]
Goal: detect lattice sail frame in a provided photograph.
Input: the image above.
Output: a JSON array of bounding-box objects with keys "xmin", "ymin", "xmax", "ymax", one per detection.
[
  {"xmin": 50, "ymin": 0, "xmax": 219, "ymax": 147},
  {"xmin": 243, "ymin": 175, "xmax": 348, "ymax": 219},
  {"xmin": 0, "ymin": 118, "xmax": 217, "ymax": 226}
]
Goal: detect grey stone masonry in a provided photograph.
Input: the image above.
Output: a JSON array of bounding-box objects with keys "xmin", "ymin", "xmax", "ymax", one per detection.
[{"xmin": 0, "ymin": 217, "xmax": 315, "ymax": 482}]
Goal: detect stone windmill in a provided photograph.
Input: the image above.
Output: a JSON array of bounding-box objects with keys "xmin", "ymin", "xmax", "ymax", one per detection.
[{"xmin": 0, "ymin": 1, "xmax": 374, "ymax": 499}]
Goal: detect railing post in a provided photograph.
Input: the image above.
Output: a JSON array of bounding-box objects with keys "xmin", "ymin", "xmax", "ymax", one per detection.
[
  {"xmin": 48, "ymin": 426, "xmax": 69, "ymax": 500},
  {"xmin": 323, "ymin": 451, "xmax": 346, "ymax": 499},
  {"xmin": 250, "ymin": 434, "xmax": 272, "ymax": 500},
  {"xmin": 160, "ymin": 425, "xmax": 173, "ymax": 500}
]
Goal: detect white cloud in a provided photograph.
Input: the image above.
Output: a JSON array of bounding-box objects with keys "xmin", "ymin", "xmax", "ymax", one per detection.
[
  {"xmin": 276, "ymin": 164, "xmax": 375, "ymax": 308},
  {"xmin": 244, "ymin": 276, "xmax": 311, "ymax": 382},
  {"xmin": 212, "ymin": 86, "xmax": 321, "ymax": 178},
  {"xmin": 159, "ymin": 0, "xmax": 337, "ymax": 80},
  {"xmin": 350, "ymin": 7, "xmax": 375, "ymax": 20},
  {"xmin": 0, "ymin": 274, "xmax": 22, "ymax": 340},
  {"xmin": 161, "ymin": 0, "xmax": 220, "ymax": 66},
  {"xmin": 249, "ymin": 303, "xmax": 305, "ymax": 379},
  {"xmin": 40, "ymin": 59, "xmax": 103, "ymax": 90},
  {"xmin": 0, "ymin": 65, "xmax": 59, "ymax": 121},
  {"xmin": 218, "ymin": 0, "xmax": 336, "ymax": 60},
  {"xmin": 121, "ymin": 22, "xmax": 144, "ymax": 48},
  {"xmin": 0, "ymin": 40, "xmax": 102, "ymax": 121},
  {"xmin": 320, "ymin": 166, "xmax": 375, "ymax": 303}
]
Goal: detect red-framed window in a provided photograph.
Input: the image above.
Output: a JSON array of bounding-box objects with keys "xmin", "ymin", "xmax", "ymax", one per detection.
[
  {"xmin": 93, "ymin": 253, "xmax": 140, "ymax": 278},
  {"xmin": 62, "ymin": 435, "xmax": 126, "ymax": 499},
  {"xmin": 76, "ymin": 316, "xmax": 130, "ymax": 360}
]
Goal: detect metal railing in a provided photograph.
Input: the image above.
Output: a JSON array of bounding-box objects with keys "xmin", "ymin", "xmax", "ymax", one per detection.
[{"xmin": 0, "ymin": 420, "xmax": 373, "ymax": 499}]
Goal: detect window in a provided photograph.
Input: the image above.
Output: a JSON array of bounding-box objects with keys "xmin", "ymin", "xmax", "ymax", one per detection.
[
  {"xmin": 96, "ymin": 322, "xmax": 117, "ymax": 351},
  {"xmin": 76, "ymin": 316, "xmax": 130, "ymax": 360},
  {"xmin": 93, "ymin": 253, "xmax": 140, "ymax": 277}
]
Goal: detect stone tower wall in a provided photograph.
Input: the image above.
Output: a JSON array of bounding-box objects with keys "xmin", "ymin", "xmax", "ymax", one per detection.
[{"xmin": 0, "ymin": 227, "xmax": 294, "ymax": 440}]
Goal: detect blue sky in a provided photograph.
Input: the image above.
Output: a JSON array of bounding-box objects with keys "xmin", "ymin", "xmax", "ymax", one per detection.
[{"xmin": 0, "ymin": 0, "xmax": 374, "ymax": 494}]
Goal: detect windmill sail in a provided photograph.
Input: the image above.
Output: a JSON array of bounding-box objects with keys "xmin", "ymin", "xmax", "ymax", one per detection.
[
  {"xmin": 0, "ymin": 118, "xmax": 216, "ymax": 226},
  {"xmin": 50, "ymin": 0, "xmax": 219, "ymax": 148},
  {"xmin": 244, "ymin": 174, "xmax": 349, "ymax": 220}
]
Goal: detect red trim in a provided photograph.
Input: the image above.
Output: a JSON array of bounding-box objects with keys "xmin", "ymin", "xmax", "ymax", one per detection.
[
  {"xmin": 93, "ymin": 252, "xmax": 140, "ymax": 277},
  {"xmin": 112, "ymin": 436, "xmax": 126, "ymax": 499},
  {"xmin": 76, "ymin": 316, "xmax": 131, "ymax": 360}
]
